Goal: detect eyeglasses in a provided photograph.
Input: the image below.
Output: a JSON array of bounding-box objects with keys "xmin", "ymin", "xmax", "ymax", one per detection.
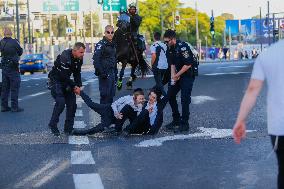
[
  {"xmin": 164, "ymin": 39, "xmax": 172, "ymax": 44},
  {"xmin": 106, "ymin": 31, "xmax": 114, "ymax": 34}
]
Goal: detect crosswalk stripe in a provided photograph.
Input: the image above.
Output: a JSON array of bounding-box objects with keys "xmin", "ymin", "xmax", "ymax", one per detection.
[
  {"xmin": 73, "ymin": 174, "xmax": 104, "ymax": 189},
  {"xmin": 69, "ymin": 136, "xmax": 89, "ymax": 145},
  {"xmin": 71, "ymin": 151, "xmax": 95, "ymax": 165},
  {"xmin": 74, "ymin": 121, "xmax": 87, "ymax": 129},
  {"xmin": 75, "ymin": 110, "xmax": 83, "ymax": 117}
]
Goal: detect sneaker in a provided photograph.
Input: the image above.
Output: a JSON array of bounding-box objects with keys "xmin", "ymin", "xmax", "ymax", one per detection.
[
  {"xmin": 11, "ymin": 107, "xmax": 24, "ymax": 112},
  {"xmin": 64, "ymin": 128, "xmax": 74, "ymax": 135},
  {"xmin": 1, "ymin": 107, "xmax": 11, "ymax": 112},
  {"xmin": 165, "ymin": 120, "xmax": 180, "ymax": 130},
  {"xmin": 49, "ymin": 125, "xmax": 60, "ymax": 136},
  {"xmin": 174, "ymin": 124, "xmax": 189, "ymax": 133}
]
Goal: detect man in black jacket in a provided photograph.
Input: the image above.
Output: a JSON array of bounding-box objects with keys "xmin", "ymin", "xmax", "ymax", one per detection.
[
  {"xmin": 0, "ymin": 28, "xmax": 23, "ymax": 112},
  {"xmin": 48, "ymin": 42, "xmax": 85, "ymax": 136},
  {"xmin": 93, "ymin": 25, "xmax": 117, "ymax": 104}
]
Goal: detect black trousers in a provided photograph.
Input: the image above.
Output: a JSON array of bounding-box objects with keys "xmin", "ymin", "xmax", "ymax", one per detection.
[
  {"xmin": 49, "ymin": 83, "xmax": 76, "ymax": 131},
  {"xmin": 271, "ymin": 135, "xmax": 284, "ymax": 189},
  {"xmin": 125, "ymin": 109, "xmax": 151, "ymax": 134},
  {"xmin": 153, "ymin": 68, "xmax": 169, "ymax": 97},
  {"xmin": 115, "ymin": 104, "xmax": 138, "ymax": 132}
]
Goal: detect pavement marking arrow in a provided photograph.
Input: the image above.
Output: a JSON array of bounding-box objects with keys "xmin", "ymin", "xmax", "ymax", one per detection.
[{"xmin": 135, "ymin": 127, "xmax": 256, "ymax": 148}]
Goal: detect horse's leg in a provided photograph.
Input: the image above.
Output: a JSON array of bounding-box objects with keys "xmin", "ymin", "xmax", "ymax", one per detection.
[{"xmin": 117, "ymin": 61, "xmax": 126, "ymax": 90}]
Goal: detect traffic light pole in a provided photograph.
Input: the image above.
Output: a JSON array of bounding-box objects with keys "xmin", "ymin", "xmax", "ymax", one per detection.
[
  {"xmin": 27, "ymin": 0, "xmax": 31, "ymax": 44},
  {"xmin": 15, "ymin": 0, "xmax": 20, "ymax": 41},
  {"xmin": 211, "ymin": 10, "xmax": 215, "ymax": 47}
]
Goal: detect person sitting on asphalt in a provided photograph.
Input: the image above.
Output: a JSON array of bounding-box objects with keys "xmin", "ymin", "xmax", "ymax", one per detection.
[
  {"xmin": 123, "ymin": 87, "xmax": 168, "ymax": 136},
  {"xmin": 72, "ymin": 88, "xmax": 145, "ymax": 135}
]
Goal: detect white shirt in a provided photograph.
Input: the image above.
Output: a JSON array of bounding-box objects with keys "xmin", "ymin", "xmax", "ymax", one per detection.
[
  {"xmin": 150, "ymin": 41, "xmax": 168, "ymax": 69},
  {"xmin": 111, "ymin": 95, "xmax": 143, "ymax": 115},
  {"xmin": 251, "ymin": 39, "xmax": 284, "ymax": 135}
]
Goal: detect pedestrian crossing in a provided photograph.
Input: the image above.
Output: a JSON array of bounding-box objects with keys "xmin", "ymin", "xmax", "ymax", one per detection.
[{"xmin": 68, "ymin": 96, "xmax": 104, "ymax": 189}]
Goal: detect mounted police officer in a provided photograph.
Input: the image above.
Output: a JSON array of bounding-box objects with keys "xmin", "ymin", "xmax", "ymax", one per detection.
[
  {"xmin": 0, "ymin": 28, "xmax": 23, "ymax": 112},
  {"xmin": 48, "ymin": 42, "xmax": 85, "ymax": 136},
  {"xmin": 128, "ymin": 3, "xmax": 142, "ymax": 43},
  {"xmin": 93, "ymin": 25, "xmax": 117, "ymax": 104},
  {"xmin": 164, "ymin": 29, "xmax": 196, "ymax": 132}
]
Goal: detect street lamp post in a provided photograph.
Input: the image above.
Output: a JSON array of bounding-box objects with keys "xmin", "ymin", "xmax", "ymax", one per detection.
[
  {"xmin": 27, "ymin": 0, "xmax": 31, "ymax": 44},
  {"xmin": 15, "ymin": 0, "xmax": 20, "ymax": 41}
]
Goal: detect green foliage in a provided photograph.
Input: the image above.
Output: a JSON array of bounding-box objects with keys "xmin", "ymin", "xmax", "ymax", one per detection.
[{"xmin": 139, "ymin": 0, "xmax": 226, "ymax": 46}]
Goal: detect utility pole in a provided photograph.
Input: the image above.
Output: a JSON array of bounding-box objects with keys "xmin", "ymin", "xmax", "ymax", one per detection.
[
  {"xmin": 109, "ymin": 0, "xmax": 114, "ymax": 26},
  {"xmin": 27, "ymin": 0, "xmax": 31, "ymax": 44},
  {"xmin": 260, "ymin": 7, "xmax": 263, "ymax": 51},
  {"xmin": 267, "ymin": 1, "xmax": 271, "ymax": 46},
  {"xmin": 195, "ymin": 1, "xmax": 200, "ymax": 56},
  {"xmin": 272, "ymin": 13, "xmax": 275, "ymax": 43},
  {"xmin": 15, "ymin": 0, "xmax": 20, "ymax": 41}
]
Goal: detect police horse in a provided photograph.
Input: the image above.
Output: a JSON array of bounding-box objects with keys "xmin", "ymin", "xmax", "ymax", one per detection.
[{"xmin": 113, "ymin": 12, "xmax": 149, "ymax": 90}]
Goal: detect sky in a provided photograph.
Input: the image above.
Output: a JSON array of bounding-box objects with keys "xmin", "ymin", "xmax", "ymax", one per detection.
[{"xmin": 181, "ymin": 0, "xmax": 284, "ymax": 19}]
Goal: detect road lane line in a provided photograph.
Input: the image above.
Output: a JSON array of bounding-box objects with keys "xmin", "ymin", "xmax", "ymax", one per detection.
[
  {"xmin": 19, "ymin": 91, "xmax": 49, "ymax": 101},
  {"xmin": 71, "ymin": 151, "xmax": 95, "ymax": 165},
  {"xmin": 30, "ymin": 91, "xmax": 48, "ymax": 97},
  {"xmin": 73, "ymin": 174, "xmax": 104, "ymax": 189},
  {"xmin": 74, "ymin": 121, "xmax": 86, "ymax": 129},
  {"xmin": 69, "ymin": 136, "xmax": 89, "ymax": 145},
  {"xmin": 204, "ymin": 72, "xmax": 250, "ymax": 76},
  {"xmin": 75, "ymin": 110, "xmax": 83, "ymax": 117}
]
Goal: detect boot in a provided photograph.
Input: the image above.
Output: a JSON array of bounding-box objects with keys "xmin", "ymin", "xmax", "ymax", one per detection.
[{"xmin": 48, "ymin": 125, "xmax": 60, "ymax": 136}]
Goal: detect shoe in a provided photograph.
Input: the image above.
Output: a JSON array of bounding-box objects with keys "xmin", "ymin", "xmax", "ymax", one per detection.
[
  {"xmin": 11, "ymin": 107, "xmax": 24, "ymax": 112},
  {"xmin": 165, "ymin": 120, "xmax": 180, "ymax": 130},
  {"xmin": 1, "ymin": 107, "xmax": 11, "ymax": 112},
  {"xmin": 49, "ymin": 125, "xmax": 60, "ymax": 136},
  {"xmin": 174, "ymin": 124, "xmax": 189, "ymax": 133},
  {"xmin": 64, "ymin": 128, "xmax": 73, "ymax": 135}
]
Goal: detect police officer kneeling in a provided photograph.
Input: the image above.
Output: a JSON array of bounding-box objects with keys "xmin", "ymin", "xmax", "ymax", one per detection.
[
  {"xmin": 164, "ymin": 29, "xmax": 196, "ymax": 132},
  {"xmin": 48, "ymin": 42, "xmax": 85, "ymax": 136},
  {"xmin": 0, "ymin": 28, "xmax": 23, "ymax": 112}
]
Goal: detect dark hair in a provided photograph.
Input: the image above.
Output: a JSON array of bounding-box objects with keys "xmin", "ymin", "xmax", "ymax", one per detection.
[
  {"xmin": 149, "ymin": 87, "xmax": 162, "ymax": 101},
  {"xmin": 163, "ymin": 29, "xmax": 176, "ymax": 39},
  {"xmin": 73, "ymin": 42, "xmax": 86, "ymax": 50},
  {"xmin": 133, "ymin": 88, "xmax": 144, "ymax": 97},
  {"xmin": 153, "ymin": 32, "xmax": 161, "ymax": 41}
]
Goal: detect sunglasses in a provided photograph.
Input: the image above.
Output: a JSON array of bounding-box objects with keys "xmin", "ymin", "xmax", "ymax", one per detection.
[
  {"xmin": 164, "ymin": 39, "xmax": 172, "ymax": 44},
  {"xmin": 106, "ymin": 31, "xmax": 114, "ymax": 34}
]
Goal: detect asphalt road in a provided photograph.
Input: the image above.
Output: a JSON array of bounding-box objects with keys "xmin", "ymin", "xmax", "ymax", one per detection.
[{"xmin": 0, "ymin": 62, "xmax": 278, "ymax": 189}]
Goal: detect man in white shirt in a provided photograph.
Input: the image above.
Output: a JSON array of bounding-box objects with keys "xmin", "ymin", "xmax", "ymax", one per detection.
[
  {"xmin": 233, "ymin": 40, "xmax": 284, "ymax": 189},
  {"xmin": 150, "ymin": 32, "xmax": 169, "ymax": 96}
]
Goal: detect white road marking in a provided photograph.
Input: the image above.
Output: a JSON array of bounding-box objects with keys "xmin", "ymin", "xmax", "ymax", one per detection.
[
  {"xmin": 135, "ymin": 127, "xmax": 256, "ymax": 147},
  {"xmin": 30, "ymin": 91, "xmax": 48, "ymax": 97},
  {"xmin": 218, "ymin": 65, "xmax": 248, "ymax": 69},
  {"xmin": 19, "ymin": 91, "xmax": 49, "ymax": 101},
  {"xmin": 71, "ymin": 151, "xmax": 95, "ymax": 165},
  {"xmin": 75, "ymin": 110, "xmax": 83, "ymax": 117},
  {"xmin": 74, "ymin": 121, "xmax": 87, "ymax": 129},
  {"xmin": 73, "ymin": 174, "xmax": 104, "ymax": 189},
  {"xmin": 69, "ymin": 136, "xmax": 89, "ymax": 145},
  {"xmin": 204, "ymin": 72, "xmax": 250, "ymax": 76},
  {"xmin": 192, "ymin": 96, "xmax": 216, "ymax": 105}
]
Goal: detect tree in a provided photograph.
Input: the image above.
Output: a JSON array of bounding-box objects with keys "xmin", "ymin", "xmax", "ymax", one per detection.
[{"xmin": 220, "ymin": 13, "xmax": 234, "ymax": 20}]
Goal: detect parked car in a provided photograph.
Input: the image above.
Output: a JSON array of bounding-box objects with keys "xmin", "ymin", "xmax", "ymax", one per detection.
[{"xmin": 19, "ymin": 54, "xmax": 52, "ymax": 75}]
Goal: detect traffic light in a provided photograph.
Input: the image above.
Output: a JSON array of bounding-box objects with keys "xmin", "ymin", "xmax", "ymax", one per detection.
[
  {"xmin": 51, "ymin": 37, "xmax": 55, "ymax": 45},
  {"xmin": 210, "ymin": 16, "xmax": 215, "ymax": 35},
  {"xmin": 175, "ymin": 15, "xmax": 180, "ymax": 25},
  {"xmin": 97, "ymin": 0, "xmax": 103, "ymax": 5}
]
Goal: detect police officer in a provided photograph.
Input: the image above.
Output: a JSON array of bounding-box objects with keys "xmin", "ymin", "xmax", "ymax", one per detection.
[
  {"xmin": 48, "ymin": 42, "xmax": 85, "ymax": 136},
  {"xmin": 128, "ymin": 4, "xmax": 142, "ymax": 40},
  {"xmin": 164, "ymin": 29, "xmax": 196, "ymax": 132},
  {"xmin": 93, "ymin": 25, "xmax": 117, "ymax": 104},
  {"xmin": 0, "ymin": 28, "xmax": 23, "ymax": 112}
]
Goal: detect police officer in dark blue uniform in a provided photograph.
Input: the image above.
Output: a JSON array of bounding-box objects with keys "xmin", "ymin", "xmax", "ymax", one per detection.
[
  {"xmin": 48, "ymin": 42, "xmax": 85, "ymax": 136},
  {"xmin": 164, "ymin": 29, "xmax": 196, "ymax": 132},
  {"xmin": 93, "ymin": 25, "xmax": 117, "ymax": 104},
  {"xmin": 0, "ymin": 28, "xmax": 23, "ymax": 112}
]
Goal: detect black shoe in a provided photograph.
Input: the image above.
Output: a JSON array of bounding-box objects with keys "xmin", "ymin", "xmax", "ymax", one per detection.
[
  {"xmin": 11, "ymin": 107, "xmax": 24, "ymax": 112},
  {"xmin": 49, "ymin": 125, "xmax": 60, "ymax": 136},
  {"xmin": 1, "ymin": 107, "xmax": 11, "ymax": 112},
  {"xmin": 165, "ymin": 120, "xmax": 180, "ymax": 130},
  {"xmin": 174, "ymin": 124, "xmax": 189, "ymax": 133},
  {"xmin": 64, "ymin": 128, "xmax": 74, "ymax": 135}
]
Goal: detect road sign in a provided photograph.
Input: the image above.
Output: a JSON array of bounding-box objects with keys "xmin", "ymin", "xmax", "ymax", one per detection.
[
  {"xmin": 66, "ymin": 28, "xmax": 74, "ymax": 34},
  {"xmin": 43, "ymin": 0, "xmax": 79, "ymax": 12},
  {"xmin": 103, "ymin": 0, "xmax": 127, "ymax": 12}
]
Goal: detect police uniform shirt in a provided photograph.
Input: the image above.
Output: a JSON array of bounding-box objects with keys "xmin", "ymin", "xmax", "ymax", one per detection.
[
  {"xmin": 171, "ymin": 40, "xmax": 194, "ymax": 72},
  {"xmin": 150, "ymin": 41, "xmax": 168, "ymax": 69}
]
